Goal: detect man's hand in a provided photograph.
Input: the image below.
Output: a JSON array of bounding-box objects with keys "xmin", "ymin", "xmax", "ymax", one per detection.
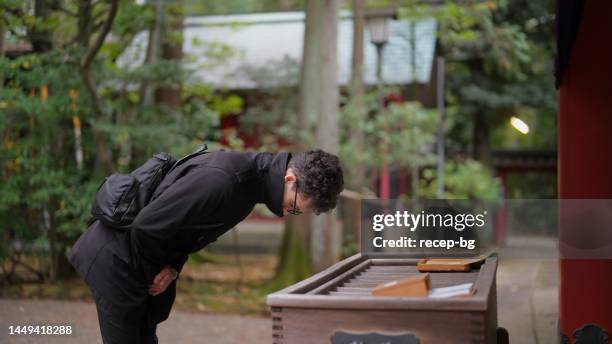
[{"xmin": 148, "ymin": 265, "xmax": 178, "ymax": 296}]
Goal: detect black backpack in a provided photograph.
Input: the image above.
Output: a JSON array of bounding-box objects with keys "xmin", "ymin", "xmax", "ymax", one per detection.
[{"xmin": 90, "ymin": 144, "xmax": 208, "ymax": 230}]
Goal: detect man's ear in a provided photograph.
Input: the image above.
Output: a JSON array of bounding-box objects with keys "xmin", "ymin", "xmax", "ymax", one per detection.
[{"xmin": 284, "ymin": 167, "xmax": 296, "ymax": 183}]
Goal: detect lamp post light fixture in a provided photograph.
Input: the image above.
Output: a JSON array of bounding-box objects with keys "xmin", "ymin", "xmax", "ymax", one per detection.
[
  {"xmin": 367, "ymin": 15, "xmax": 391, "ymax": 46},
  {"xmin": 365, "ymin": 7, "xmax": 398, "ymax": 98},
  {"xmin": 365, "ymin": 7, "xmax": 397, "ymax": 200},
  {"xmin": 510, "ymin": 116, "xmax": 530, "ymax": 134}
]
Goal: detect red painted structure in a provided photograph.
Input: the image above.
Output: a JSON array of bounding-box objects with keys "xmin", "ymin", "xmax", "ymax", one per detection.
[
  {"xmin": 493, "ymin": 149, "xmax": 557, "ymax": 244},
  {"xmin": 558, "ymin": 1, "xmax": 612, "ymax": 341}
]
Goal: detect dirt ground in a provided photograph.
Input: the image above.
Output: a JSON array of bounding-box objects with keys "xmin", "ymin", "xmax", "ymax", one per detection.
[
  {"xmin": 0, "ymin": 234, "xmax": 559, "ymax": 343},
  {"xmin": 0, "ymin": 298, "xmax": 271, "ymax": 344}
]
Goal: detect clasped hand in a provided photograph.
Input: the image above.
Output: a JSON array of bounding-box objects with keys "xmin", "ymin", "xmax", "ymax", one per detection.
[{"xmin": 148, "ymin": 265, "xmax": 178, "ymax": 296}]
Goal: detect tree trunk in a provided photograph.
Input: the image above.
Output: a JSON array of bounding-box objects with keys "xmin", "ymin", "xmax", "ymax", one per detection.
[
  {"xmin": 312, "ymin": 0, "xmax": 341, "ymax": 273},
  {"xmin": 411, "ymin": 165, "xmax": 419, "ymax": 201},
  {"xmin": 273, "ymin": 0, "xmax": 323, "ymax": 287},
  {"xmin": 155, "ymin": 1, "xmax": 183, "ymax": 108},
  {"xmin": 343, "ymin": 0, "xmax": 367, "ymax": 251},
  {"xmin": 298, "ymin": 0, "xmax": 322, "ymax": 137},
  {"xmin": 435, "ymin": 57, "xmax": 446, "ymax": 198},
  {"xmin": 316, "ymin": 0, "xmax": 339, "ymax": 153},
  {"xmin": 29, "ymin": 0, "xmax": 53, "ymax": 52},
  {"xmin": 473, "ymin": 111, "xmax": 492, "ymax": 167},
  {"xmin": 273, "ymin": 215, "xmax": 312, "ymax": 289},
  {"xmin": 78, "ymin": 0, "xmax": 119, "ymax": 175},
  {"xmin": 29, "ymin": 0, "xmax": 62, "ymax": 281},
  {"xmin": 117, "ymin": 0, "xmax": 165, "ymax": 171},
  {"xmin": 0, "ymin": 24, "xmax": 5, "ymax": 88},
  {"xmin": 139, "ymin": 0, "xmax": 164, "ymax": 108},
  {"xmin": 348, "ymin": 0, "xmax": 366, "ymax": 191},
  {"xmin": 77, "ymin": 0, "xmax": 93, "ymax": 48},
  {"xmin": 0, "ymin": 25, "xmax": 4, "ymax": 56}
]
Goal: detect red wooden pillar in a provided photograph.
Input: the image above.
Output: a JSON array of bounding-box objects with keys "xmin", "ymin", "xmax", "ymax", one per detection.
[
  {"xmin": 379, "ymin": 163, "xmax": 390, "ymax": 199},
  {"xmin": 558, "ymin": 1, "xmax": 612, "ymax": 341}
]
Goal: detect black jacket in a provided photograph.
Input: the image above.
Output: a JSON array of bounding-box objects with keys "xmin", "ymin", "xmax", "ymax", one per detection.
[{"xmin": 68, "ymin": 150, "xmax": 291, "ymax": 324}]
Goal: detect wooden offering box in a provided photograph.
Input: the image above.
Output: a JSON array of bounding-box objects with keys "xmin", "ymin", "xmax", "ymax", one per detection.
[{"xmin": 267, "ymin": 254, "xmax": 499, "ymax": 344}]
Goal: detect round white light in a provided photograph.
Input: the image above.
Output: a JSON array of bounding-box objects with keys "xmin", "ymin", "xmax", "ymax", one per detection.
[{"xmin": 510, "ymin": 116, "xmax": 529, "ymax": 134}]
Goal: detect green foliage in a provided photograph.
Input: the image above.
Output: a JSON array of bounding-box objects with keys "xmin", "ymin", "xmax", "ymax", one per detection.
[
  {"xmin": 402, "ymin": 0, "xmax": 557, "ymax": 155},
  {"xmin": 237, "ymin": 56, "xmax": 301, "ymax": 151},
  {"xmin": 0, "ymin": 0, "xmax": 250, "ymax": 278},
  {"xmin": 379, "ymin": 101, "xmax": 437, "ymax": 168},
  {"xmin": 505, "ymin": 172, "xmax": 556, "ymax": 199},
  {"xmin": 491, "ymin": 106, "xmax": 556, "ymax": 148},
  {"xmin": 420, "ymin": 160, "xmax": 501, "ymax": 200},
  {"xmin": 337, "ymin": 91, "xmax": 374, "ymax": 188},
  {"xmin": 0, "ymin": 49, "xmax": 99, "ymax": 272},
  {"xmin": 339, "ymin": 89, "xmax": 438, "ymax": 190},
  {"xmin": 0, "ymin": 0, "xmax": 558, "ymax": 281}
]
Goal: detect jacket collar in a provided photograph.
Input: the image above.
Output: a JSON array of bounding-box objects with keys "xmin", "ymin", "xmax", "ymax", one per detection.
[{"xmin": 255, "ymin": 152, "xmax": 292, "ymax": 217}]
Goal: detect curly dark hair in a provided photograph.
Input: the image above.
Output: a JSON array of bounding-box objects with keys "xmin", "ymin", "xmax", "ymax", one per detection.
[{"xmin": 288, "ymin": 149, "xmax": 344, "ymax": 215}]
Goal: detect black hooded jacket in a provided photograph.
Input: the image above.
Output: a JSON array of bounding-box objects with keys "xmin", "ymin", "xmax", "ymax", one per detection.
[{"xmin": 68, "ymin": 150, "xmax": 291, "ymax": 324}]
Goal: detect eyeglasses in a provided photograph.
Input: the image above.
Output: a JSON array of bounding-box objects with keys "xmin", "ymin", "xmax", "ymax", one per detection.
[{"xmin": 288, "ymin": 180, "xmax": 302, "ymax": 215}]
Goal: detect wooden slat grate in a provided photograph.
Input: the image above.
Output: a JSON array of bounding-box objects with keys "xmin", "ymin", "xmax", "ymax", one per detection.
[{"xmin": 322, "ymin": 264, "xmax": 481, "ymax": 296}]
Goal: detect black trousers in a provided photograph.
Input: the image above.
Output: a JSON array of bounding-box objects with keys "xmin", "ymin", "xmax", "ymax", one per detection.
[{"xmin": 92, "ymin": 288, "xmax": 158, "ymax": 344}]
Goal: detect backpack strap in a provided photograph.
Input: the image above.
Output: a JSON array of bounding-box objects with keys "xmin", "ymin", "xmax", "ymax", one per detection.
[
  {"xmin": 148, "ymin": 144, "xmax": 209, "ymax": 204},
  {"xmin": 169, "ymin": 144, "xmax": 208, "ymax": 172}
]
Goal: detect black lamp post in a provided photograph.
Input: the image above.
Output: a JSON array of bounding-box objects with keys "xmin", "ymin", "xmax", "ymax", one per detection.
[
  {"xmin": 365, "ymin": 7, "xmax": 397, "ymax": 200},
  {"xmin": 365, "ymin": 8, "xmax": 396, "ymax": 108}
]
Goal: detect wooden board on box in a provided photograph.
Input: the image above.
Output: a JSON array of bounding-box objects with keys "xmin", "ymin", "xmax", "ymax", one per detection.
[
  {"xmin": 372, "ymin": 273, "xmax": 431, "ymax": 297},
  {"xmin": 417, "ymin": 255, "xmax": 488, "ymax": 272}
]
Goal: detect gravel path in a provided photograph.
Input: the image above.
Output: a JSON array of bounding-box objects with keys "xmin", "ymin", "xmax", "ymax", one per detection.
[{"xmin": 0, "ymin": 298, "xmax": 271, "ymax": 344}]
